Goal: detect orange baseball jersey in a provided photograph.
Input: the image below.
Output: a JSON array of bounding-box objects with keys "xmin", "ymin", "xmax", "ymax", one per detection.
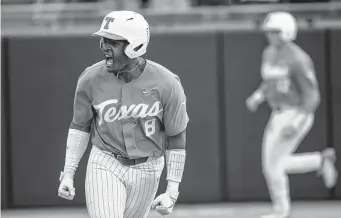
[
  {"xmin": 72, "ymin": 59, "xmax": 189, "ymax": 158},
  {"xmin": 261, "ymin": 44, "xmax": 319, "ymax": 110}
]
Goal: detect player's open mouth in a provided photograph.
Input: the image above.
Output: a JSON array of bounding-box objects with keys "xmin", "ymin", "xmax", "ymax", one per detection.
[{"xmin": 105, "ymin": 55, "xmax": 114, "ymax": 68}]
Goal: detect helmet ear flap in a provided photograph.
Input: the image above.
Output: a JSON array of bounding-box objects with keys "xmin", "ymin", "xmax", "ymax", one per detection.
[
  {"xmin": 99, "ymin": 38, "xmax": 103, "ymax": 50},
  {"xmin": 124, "ymin": 26, "xmax": 150, "ymax": 59},
  {"xmin": 124, "ymin": 38, "xmax": 148, "ymax": 59},
  {"xmin": 281, "ymin": 27, "xmax": 297, "ymax": 41}
]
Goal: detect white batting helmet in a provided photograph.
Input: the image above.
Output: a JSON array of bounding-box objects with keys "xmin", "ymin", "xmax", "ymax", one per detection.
[
  {"xmin": 93, "ymin": 11, "xmax": 150, "ymax": 59},
  {"xmin": 262, "ymin": 11, "xmax": 297, "ymax": 41}
]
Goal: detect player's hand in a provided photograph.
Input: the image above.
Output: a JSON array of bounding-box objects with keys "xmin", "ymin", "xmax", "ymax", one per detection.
[
  {"xmin": 246, "ymin": 96, "xmax": 260, "ymax": 112},
  {"xmin": 151, "ymin": 192, "xmax": 176, "ymax": 216},
  {"xmin": 58, "ymin": 171, "xmax": 75, "ymax": 200},
  {"xmin": 281, "ymin": 125, "xmax": 298, "ymax": 140}
]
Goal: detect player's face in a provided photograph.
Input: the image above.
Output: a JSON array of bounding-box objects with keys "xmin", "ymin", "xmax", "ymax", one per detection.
[
  {"xmin": 100, "ymin": 37, "xmax": 130, "ymax": 73},
  {"xmin": 265, "ymin": 30, "xmax": 282, "ymax": 46}
]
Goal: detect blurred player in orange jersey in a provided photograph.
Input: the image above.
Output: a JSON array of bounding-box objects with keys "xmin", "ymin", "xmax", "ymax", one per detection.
[{"xmin": 246, "ymin": 11, "xmax": 338, "ymax": 218}]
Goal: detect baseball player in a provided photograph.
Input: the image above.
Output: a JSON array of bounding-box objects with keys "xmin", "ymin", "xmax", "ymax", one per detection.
[
  {"xmin": 57, "ymin": 11, "xmax": 189, "ymax": 218},
  {"xmin": 246, "ymin": 11, "xmax": 338, "ymax": 218}
]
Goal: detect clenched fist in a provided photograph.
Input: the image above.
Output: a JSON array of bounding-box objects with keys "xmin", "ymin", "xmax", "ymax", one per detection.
[
  {"xmin": 151, "ymin": 192, "xmax": 178, "ymax": 216},
  {"xmin": 246, "ymin": 95, "xmax": 261, "ymax": 112},
  {"xmin": 58, "ymin": 171, "xmax": 75, "ymax": 200}
]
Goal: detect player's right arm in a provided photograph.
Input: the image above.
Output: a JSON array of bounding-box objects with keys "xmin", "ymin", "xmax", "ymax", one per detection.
[
  {"xmin": 58, "ymin": 70, "xmax": 93, "ymax": 200},
  {"xmin": 246, "ymin": 48, "xmax": 269, "ymax": 111},
  {"xmin": 63, "ymin": 71, "xmax": 93, "ymax": 177},
  {"xmin": 249, "ymin": 82, "xmax": 267, "ymax": 102},
  {"xmin": 253, "ymin": 47, "xmax": 271, "ymax": 100}
]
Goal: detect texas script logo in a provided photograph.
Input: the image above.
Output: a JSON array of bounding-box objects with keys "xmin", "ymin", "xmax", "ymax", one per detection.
[{"xmin": 93, "ymin": 99, "xmax": 163, "ymax": 125}]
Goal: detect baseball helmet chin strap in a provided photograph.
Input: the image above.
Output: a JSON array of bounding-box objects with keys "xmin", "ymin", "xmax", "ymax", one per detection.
[{"xmin": 115, "ymin": 58, "xmax": 142, "ymax": 78}]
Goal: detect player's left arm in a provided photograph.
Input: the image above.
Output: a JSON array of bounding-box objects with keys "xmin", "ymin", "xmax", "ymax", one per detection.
[
  {"xmin": 164, "ymin": 77, "xmax": 189, "ymax": 198},
  {"xmin": 152, "ymin": 77, "xmax": 189, "ymax": 215},
  {"xmin": 165, "ymin": 129, "xmax": 186, "ymax": 197},
  {"xmin": 291, "ymin": 58, "xmax": 321, "ymax": 127}
]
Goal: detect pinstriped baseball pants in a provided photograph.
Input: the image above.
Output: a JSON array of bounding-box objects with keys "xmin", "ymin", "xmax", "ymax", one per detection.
[{"xmin": 85, "ymin": 146, "xmax": 164, "ymax": 218}]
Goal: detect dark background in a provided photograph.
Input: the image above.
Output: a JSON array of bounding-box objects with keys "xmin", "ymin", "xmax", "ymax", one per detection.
[{"xmin": 2, "ymin": 29, "xmax": 341, "ymax": 209}]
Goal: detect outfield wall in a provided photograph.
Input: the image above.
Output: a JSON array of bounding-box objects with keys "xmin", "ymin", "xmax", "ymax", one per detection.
[{"xmin": 2, "ymin": 29, "xmax": 340, "ymax": 208}]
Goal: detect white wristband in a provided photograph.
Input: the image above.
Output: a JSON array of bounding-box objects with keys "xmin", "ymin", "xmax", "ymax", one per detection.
[{"xmin": 166, "ymin": 149, "xmax": 186, "ymax": 183}]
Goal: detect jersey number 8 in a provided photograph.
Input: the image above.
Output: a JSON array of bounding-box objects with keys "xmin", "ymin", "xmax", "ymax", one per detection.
[
  {"xmin": 145, "ymin": 119, "xmax": 156, "ymax": 137},
  {"xmin": 277, "ymin": 78, "xmax": 291, "ymax": 93}
]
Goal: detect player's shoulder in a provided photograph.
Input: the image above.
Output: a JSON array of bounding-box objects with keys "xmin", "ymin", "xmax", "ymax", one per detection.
[
  {"xmin": 262, "ymin": 45, "xmax": 274, "ymax": 59},
  {"xmin": 145, "ymin": 59, "xmax": 181, "ymax": 85},
  {"xmin": 289, "ymin": 43, "xmax": 313, "ymax": 66},
  {"xmin": 262, "ymin": 46, "xmax": 280, "ymax": 63},
  {"xmin": 78, "ymin": 60, "xmax": 106, "ymax": 83}
]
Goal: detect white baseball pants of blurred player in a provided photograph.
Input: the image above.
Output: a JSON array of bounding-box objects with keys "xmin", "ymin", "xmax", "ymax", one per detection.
[
  {"xmin": 85, "ymin": 146, "xmax": 164, "ymax": 218},
  {"xmin": 262, "ymin": 108, "xmax": 319, "ymax": 216}
]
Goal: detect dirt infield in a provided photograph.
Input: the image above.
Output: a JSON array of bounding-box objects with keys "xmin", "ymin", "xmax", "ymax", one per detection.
[{"xmin": 2, "ymin": 201, "xmax": 341, "ymax": 218}]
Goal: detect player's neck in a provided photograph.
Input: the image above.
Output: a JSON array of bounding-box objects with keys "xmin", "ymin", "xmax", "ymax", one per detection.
[
  {"xmin": 124, "ymin": 58, "xmax": 140, "ymax": 72},
  {"xmin": 274, "ymin": 41, "xmax": 291, "ymax": 51},
  {"xmin": 116, "ymin": 58, "xmax": 144, "ymax": 82}
]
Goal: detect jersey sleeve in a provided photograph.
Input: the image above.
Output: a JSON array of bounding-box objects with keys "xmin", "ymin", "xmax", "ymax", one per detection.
[
  {"xmin": 162, "ymin": 77, "xmax": 189, "ymax": 136},
  {"xmin": 291, "ymin": 58, "xmax": 319, "ymax": 90},
  {"xmin": 291, "ymin": 58, "xmax": 320, "ymax": 112},
  {"xmin": 71, "ymin": 72, "xmax": 94, "ymax": 130}
]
